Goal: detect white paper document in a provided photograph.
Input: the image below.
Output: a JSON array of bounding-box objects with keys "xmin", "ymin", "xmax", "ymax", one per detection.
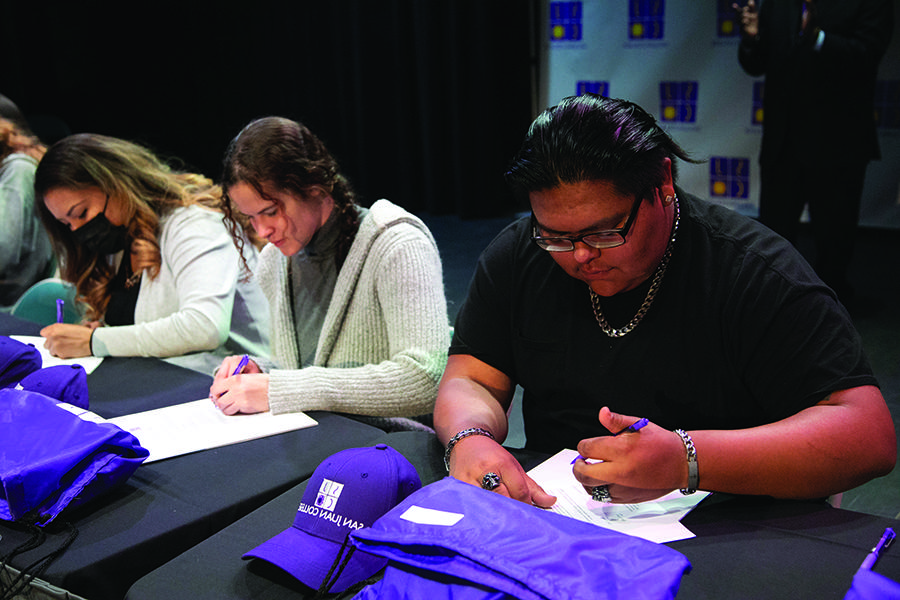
[
  {"xmin": 527, "ymin": 449, "xmax": 709, "ymax": 543},
  {"xmin": 10, "ymin": 335, "xmax": 104, "ymax": 374},
  {"xmin": 109, "ymin": 399, "xmax": 318, "ymax": 462}
]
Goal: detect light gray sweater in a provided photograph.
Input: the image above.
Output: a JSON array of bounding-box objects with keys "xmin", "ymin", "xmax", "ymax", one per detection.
[
  {"xmin": 0, "ymin": 154, "xmax": 53, "ymax": 305},
  {"xmin": 258, "ymin": 199, "xmax": 449, "ymax": 419}
]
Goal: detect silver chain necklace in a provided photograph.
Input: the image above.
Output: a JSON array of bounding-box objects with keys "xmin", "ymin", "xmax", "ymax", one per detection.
[{"xmin": 589, "ymin": 196, "xmax": 680, "ymax": 338}]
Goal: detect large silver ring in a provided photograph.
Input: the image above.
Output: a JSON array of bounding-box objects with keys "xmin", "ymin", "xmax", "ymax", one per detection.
[
  {"xmin": 481, "ymin": 472, "xmax": 501, "ymax": 490},
  {"xmin": 591, "ymin": 485, "xmax": 612, "ymax": 502}
]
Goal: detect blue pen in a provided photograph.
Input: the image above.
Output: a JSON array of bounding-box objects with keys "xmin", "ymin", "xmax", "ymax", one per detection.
[
  {"xmin": 56, "ymin": 298, "xmax": 64, "ymax": 323},
  {"xmin": 572, "ymin": 418, "xmax": 651, "ymax": 463},
  {"xmin": 859, "ymin": 527, "xmax": 895, "ymax": 571},
  {"xmin": 231, "ymin": 354, "xmax": 250, "ymax": 376}
]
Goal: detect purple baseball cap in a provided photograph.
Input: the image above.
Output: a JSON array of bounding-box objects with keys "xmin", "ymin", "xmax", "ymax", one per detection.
[
  {"xmin": 243, "ymin": 443, "xmax": 421, "ymax": 593},
  {"xmin": 19, "ymin": 364, "xmax": 89, "ymax": 409},
  {"xmin": 0, "ymin": 336, "xmax": 42, "ymax": 389}
]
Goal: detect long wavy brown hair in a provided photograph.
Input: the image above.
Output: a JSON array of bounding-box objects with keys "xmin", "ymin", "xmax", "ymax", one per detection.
[
  {"xmin": 220, "ymin": 117, "xmax": 361, "ymax": 273},
  {"xmin": 34, "ymin": 134, "xmax": 226, "ymax": 321}
]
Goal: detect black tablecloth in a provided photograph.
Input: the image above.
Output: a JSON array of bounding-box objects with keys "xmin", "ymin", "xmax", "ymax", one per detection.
[
  {"xmin": 126, "ymin": 431, "xmax": 900, "ymax": 600},
  {"xmin": 1, "ymin": 313, "xmax": 214, "ymax": 416},
  {"xmin": 672, "ymin": 494, "xmax": 900, "ymax": 598},
  {"xmin": 0, "ymin": 313, "xmax": 387, "ymax": 600},
  {"xmin": 0, "ymin": 312, "xmax": 41, "ymax": 336}
]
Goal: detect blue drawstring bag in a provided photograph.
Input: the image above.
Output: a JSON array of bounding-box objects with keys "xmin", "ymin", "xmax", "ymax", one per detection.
[
  {"xmin": 350, "ymin": 477, "xmax": 691, "ymax": 600},
  {"xmin": 0, "ymin": 336, "xmax": 42, "ymax": 389},
  {"xmin": 0, "ymin": 388, "xmax": 149, "ymax": 525}
]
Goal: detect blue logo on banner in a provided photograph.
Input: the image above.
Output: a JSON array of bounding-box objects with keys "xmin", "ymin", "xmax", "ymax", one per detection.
[
  {"xmin": 660, "ymin": 81, "xmax": 698, "ymax": 123},
  {"xmin": 874, "ymin": 80, "xmax": 899, "ymax": 128},
  {"xmin": 577, "ymin": 81, "xmax": 609, "ymax": 96},
  {"xmin": 710, "ymin": 157, "xmax": 750, "ymax": 199},
  {"xmin": 550, "ymin": 2, "xmax": 582, "ymax": 41},
  {"xmin": 716, "ymin": 0, "xmax": 741, "ymax": 37},
  {"xmin": 629, "ymin": 0, "xmax": 665, "ymax": 40},
  {"xmin": 752, "ymin": 81, "xmax": 764, "ymax": 126}
]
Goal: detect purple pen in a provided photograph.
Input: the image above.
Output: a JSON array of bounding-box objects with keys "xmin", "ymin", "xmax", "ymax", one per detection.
[
  {"xmin": 614, "ymin": 417, "xmax": 649, "ymax": 436},
  {"xmin": 859, "ymin": 527, "xmax": 895, "ymax": 571},
  {"xmin": 56, "ymin": 298, "xmax": 64, "ymax": 323},
  {"xmin": 231, "ymin": 354, "xmax": 250, "ymax": 376},
  {"xmin": 572, "ymin": 417, "xmax": 651, "ymax": 463}
]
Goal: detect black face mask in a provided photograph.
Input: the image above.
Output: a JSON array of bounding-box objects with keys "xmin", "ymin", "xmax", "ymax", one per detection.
[{"xmin": 72, "ymin": 195, "xmax": 129, "ymax": 255}]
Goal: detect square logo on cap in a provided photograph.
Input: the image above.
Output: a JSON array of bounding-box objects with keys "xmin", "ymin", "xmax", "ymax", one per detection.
[{"xmin": 315, "ymin": 479, "xmax": 344, "ymax": 511}]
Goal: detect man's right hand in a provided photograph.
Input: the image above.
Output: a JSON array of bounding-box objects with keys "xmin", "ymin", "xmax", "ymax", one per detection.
[{"xmin": 448, "ymin": 433, "xmax": 557, "ymax": 508}]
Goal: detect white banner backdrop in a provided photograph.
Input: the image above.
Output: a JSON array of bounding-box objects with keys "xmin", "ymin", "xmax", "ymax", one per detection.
[{"xmin": 539, "ymin": 0, "xmax": 900, "ymax": 229}]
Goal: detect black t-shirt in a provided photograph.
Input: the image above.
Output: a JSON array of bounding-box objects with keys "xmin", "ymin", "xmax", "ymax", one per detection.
[{"xmin": 451, "ymin": 192, "xmax": 877, "ymax": 454}]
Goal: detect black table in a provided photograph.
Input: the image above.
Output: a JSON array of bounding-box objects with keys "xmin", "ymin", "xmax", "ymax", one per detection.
[
  {"xmin": 0, "ymin": 313, "xmax": 387, "ymax": 600},
  {"xmin": 672, "ymin": 495, "xmax": 900, "ymax": 598},
  {"xmin": 125, "ymin": 431, "xmax": 900, "ymax": 600},
  {"xmin": 2, "ymin": 313, "xmax": 216, "ymax": 416}
]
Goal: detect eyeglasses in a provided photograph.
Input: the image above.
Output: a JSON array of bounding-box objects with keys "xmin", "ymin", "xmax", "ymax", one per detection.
[{"xmin": 531, "ymin": 193, "xmax": 644, "ymax": 252}]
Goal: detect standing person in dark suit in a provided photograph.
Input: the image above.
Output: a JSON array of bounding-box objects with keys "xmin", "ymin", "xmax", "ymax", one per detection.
[{"xmin": 734, "ymin": 0, "xmax": 894, "ymax": 303}]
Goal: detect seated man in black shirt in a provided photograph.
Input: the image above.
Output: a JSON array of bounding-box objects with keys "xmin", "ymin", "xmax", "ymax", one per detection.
[{"xmin": 435, "ymin": 94, "xmax": 895, "ymax": 506}]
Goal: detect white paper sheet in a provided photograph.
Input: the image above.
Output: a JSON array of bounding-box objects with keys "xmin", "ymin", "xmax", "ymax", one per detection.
[
  {"xmin": 527, "ymin": 448, "xmax": 709, "ymax": 543},
  {"xmin": 10, "ymin": 335, "xmax": 104, "ymax": 374},
  {"xmin": 108, "ymin": 399, "xmax": 318, "ymax": 462}
]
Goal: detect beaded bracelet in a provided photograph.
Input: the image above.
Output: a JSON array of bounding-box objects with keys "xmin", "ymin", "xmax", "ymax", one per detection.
[
  {"xmin": 443, "ymin": 427, "xmax": 494, "ymax": 472},
  {"xmin": 674, "ymin": 429, "xmax": 698, "ymax": 495}
]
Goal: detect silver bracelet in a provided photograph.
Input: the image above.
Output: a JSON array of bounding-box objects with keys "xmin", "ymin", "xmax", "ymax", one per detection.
[
  {"xmin": 444, "ymin": 427, "xmax": 494, "ymax": 472},
  {"xmin": 674, "ymin": 429, "xmax": 698, "ymax": 495}
]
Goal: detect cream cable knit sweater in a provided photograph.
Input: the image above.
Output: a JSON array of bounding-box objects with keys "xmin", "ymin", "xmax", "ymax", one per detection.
[{"xmin": 258, "ymin": 199, "xmax": 449, "ymax": 418}]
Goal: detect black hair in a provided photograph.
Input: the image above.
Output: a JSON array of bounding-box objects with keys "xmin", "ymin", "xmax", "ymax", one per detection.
[{"xmin": 505, "ymin": 94, "xmax": 699, "ymax": 201}]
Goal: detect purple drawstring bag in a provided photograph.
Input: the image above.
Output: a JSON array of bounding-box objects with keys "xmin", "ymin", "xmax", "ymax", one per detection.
[
  {"xmin": 0, "ymin": 388, "xmax": 148, "ymax": 525},
  {"xmin": 0, "ymin": 388, "xmax": 148, "ymax": 597},
  {"xmin": 350, "ymin": 477, "xmax": 691, "ymax": 600},
  {"xmin": 844, "ymin": 568, "xmax": 900, "ymax": 600}
]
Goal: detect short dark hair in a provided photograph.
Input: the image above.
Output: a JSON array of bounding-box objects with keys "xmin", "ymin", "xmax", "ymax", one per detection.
[{"xmin": 505, "ymin": 94, "xmax": 698, "ymax": 201}]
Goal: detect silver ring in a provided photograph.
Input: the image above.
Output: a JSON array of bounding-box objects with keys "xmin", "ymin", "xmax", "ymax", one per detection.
[
  {"xmin": 481, "ymin": 472, "xmax": 501, "ymax": 490},
  {"xmin": 591, "ymin": 485, "xmax": 612, "ymax": 502}
]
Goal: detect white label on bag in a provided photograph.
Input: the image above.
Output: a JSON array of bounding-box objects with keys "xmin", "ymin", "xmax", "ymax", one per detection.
[
  {"xmin": 399, "ymin": 505, "xmax": 464, "ymax": 526},
  {"xmin": 54, "ymin": 402, "xmax": 107, "ymax": 424}
]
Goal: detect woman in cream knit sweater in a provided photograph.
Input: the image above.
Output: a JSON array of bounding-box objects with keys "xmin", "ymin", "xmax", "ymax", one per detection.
[{"xmin": 210, "ymin": 117, "xmax": 448, "ymax": 427}]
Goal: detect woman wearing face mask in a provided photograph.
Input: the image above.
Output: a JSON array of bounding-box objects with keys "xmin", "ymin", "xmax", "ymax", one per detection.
[
  {"xmin": 207, "ymin": 117, "xmax": 448, "ymax": 430},
  {"xmin": 34, "ymin": 134, "xmax": 270, "ymax": 369}
]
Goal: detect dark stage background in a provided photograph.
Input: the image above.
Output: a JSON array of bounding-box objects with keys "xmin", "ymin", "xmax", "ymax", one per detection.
[{"xmin": 2, "ymin": 1, "xmax": 537, "ymax": 218}]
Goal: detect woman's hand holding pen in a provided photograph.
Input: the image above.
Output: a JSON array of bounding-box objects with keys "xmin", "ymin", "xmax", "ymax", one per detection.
[
  {"xmin": 209, "ymin": 355, "xmax": 269, "ymax": 415},
  {"xmin": 572, "ymin": 407, "xmax": 687, "ymax": 504},
  {"xmin": 39, "ymin": 322, "xmax": 100, "ymax": 358}
]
